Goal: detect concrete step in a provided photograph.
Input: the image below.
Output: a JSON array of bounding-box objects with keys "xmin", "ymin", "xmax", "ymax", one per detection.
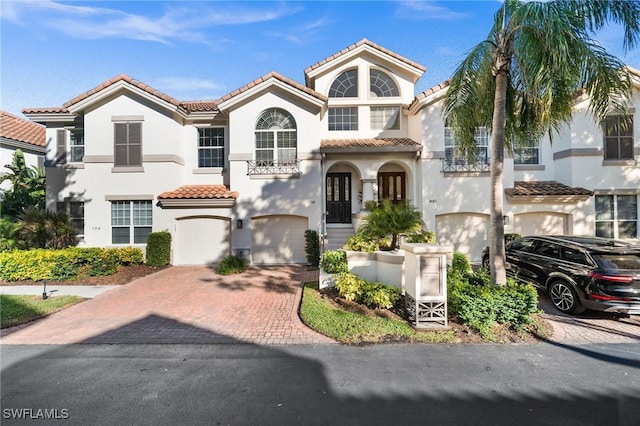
[{"xmin": 324, "ymin": 226, "xmax": 355, "ymax": 251}]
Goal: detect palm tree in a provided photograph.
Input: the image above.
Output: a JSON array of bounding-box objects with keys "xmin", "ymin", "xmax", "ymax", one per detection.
[
  {"xmin": 1, "ymin": 149, "xmax": 46, "ymax": 219},
  {"xmin": 443, "ymin": 0, "xmax": 640, "ymax": 284},
  {"xmin": 360, "ymin": 199, "xmax": 423, "ymax": 250}
]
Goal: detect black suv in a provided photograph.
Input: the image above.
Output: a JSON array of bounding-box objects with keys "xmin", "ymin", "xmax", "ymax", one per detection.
[{"xmin": 481, "ymin": 236, "xmax": 640, "ymax": 315}]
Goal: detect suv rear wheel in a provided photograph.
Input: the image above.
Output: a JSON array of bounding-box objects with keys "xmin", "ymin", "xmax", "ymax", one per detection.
[{"xmin": 548, "ymin": 280, "xmax": 585, "ymax": 314}]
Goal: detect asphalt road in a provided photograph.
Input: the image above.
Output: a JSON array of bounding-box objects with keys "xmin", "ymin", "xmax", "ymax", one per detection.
[{"xmin": 2, "ymin": 342, "xmax": 639, "ymax": 425}]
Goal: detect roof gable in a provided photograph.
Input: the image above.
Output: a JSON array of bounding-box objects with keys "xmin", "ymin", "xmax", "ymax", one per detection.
[
  {"xmin": 305, "ymin": 38, "xmax": 426, "ymax": 86},
  {"xmin": 216, "ymin": 72, "xmax": 327, "ymax": 112}
]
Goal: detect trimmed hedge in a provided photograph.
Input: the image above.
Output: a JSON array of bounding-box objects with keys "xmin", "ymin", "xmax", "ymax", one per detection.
[
  {"xmin": 216, "ymin": 255, "xmax": 248, "ymax": 275},
  {"xmin": 304, "ymin": 230, "xmax": 320, "ymax": 267},
  {"xmin": 0, "ymin": 247, "xmax": 144, "ymax": 281},
  {"xmin": 146, "ymin": 231, "xmax": 172, "ymax": 267}
]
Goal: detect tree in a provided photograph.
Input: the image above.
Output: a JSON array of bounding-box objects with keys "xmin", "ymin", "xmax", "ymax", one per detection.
[
  {"xmin": 0, "ymin": 149, "xmax": 46, "ymax": 219},
  {"xmin": 443, "ymin": 0, "xmax": 640, "ymax": 284},
  {"xmin": 360, "ymin": 199, "xmax": 424, "ymax": 251},
  {"xmin": 17, "ymin": 207, "xmax": 75, "ymax": 249}
]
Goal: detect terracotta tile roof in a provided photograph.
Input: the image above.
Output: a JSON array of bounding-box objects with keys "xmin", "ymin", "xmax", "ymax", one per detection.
[
  {"xmin": 157, "ymin": 185, "xmax": 238, "ymax": 200},
  {"xmin": 21, "ymin": 106, "xmax": 70, "ymax": 114},
  {"xmin": 63, "ymin": 74, "xmax": 182, "ymax": 110},
  {"xmin": 0, "ymin": 110, "xmax": 46, "ymax": 147},
  {"xmin": 216, "ymin": 71, "xmax": 327, "ymax": 104},
  {"xmin": 505, "ymin": 181, "xmax": 594, "ymax": 197},
  {"xmin": 408, "ymin": 80, "xmax": 450, "ymax": 111},
  {"xmin": 321, "ymin": 138, "xmax": 421, "ymax": 148},
  {"xmin": 305, "ymin": 38, "xmax": 426, "ymax": 74},
  {"xmin": 180, "ymin": 100, "xmax": 218, "ymax": 113}
]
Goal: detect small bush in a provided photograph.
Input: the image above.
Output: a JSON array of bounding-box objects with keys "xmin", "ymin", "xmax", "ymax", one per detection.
[
  {"xmin": 216, "ymin": 255, "xmax": 248, "ymax": 275},
  {"xmin": 320, "ymin": 249, "xmax": 348, "ymax": 273},
  {"xmin": 334, "ymin": 272, "xmax": 401, "ymax": 310},
  {"xmin": 146, "ymin": 231, "xmax": 172, "ymax": 267},
  {"xmin": 451, "ymin": 251, "xmax": 472, "ymax": 275},
  {"xmin": 0, "ymin": 247, "xmax": 144, "ymax": 281},
  {"xmin": 406, "ymin": 230, "xmax": 437, "ymax": 244},
  {"xmin": 304, "ymin": 230, "xmax": 320, "ymax": 267},
  {"xmin": 343, "ymin": 232, "xmax": 380, "ymax": 252}
]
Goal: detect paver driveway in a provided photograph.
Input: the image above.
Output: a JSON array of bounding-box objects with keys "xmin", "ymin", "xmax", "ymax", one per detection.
[{"xmin": 0, "ymin": 266, "xmax": 334, "ymax": 345}]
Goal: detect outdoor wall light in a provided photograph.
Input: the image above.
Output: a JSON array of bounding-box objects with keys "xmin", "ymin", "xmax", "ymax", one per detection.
[
  {"xmin": 503, "ymin": 216, "xmax": 510, "ymax": 225},
  {"xmin": 237, "ymin": 219, "xmax": 243, "ymax": 229}
]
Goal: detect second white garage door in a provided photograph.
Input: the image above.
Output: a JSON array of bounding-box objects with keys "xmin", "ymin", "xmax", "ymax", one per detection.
[
  {"xmin": 436, "ymin": 213, "xmax": 489, "ymax": 263},
  {"xmin": 514, "ymin": 212, "xmax": 568, "ymax": 237},
  {"xmin": 252, "ymin": 215, "xmax": 308, "ymax": 264},
  {"xmin": 173, "ymin": 216, "xmax": 230, "ymax": 265}
]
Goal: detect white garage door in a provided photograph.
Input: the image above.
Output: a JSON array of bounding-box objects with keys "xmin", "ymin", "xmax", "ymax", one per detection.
[
  {"xmin": 252, "ymin": 215, "xmax": 308, "ymax": 264},
  {"xmin": 515, "ymin": 212, "xmax": 568, "ymax": 237},
  {"xmin": 174, "ymin": 216, "xmax": 230, "ymax": 265},
  {"xmin": 436, "ymin": 213, "xmax": 489, "ymax": 263}
]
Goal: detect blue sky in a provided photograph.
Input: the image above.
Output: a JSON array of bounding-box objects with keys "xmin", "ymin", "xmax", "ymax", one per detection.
[{"xmin": 2, "ymin": 1, "xmax": 639, "ymax": 117}]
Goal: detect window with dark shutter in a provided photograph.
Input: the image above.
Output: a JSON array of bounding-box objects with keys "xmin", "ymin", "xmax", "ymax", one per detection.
[
  {"xmin": 114, "ymin": 122, "xmax": 142, "ymax": 167},
  {"xmin": 56, "ymin": 129, "xmax": 66, "ymax": 164}
]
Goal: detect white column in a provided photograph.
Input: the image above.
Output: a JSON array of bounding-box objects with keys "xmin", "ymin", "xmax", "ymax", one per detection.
[{"xmin": 361, "ymin": 178, "xmax": 376, "ymax": 208}]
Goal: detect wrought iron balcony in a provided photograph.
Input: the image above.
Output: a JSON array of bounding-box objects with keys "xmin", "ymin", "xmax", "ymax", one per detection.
[
  {"xmin": 441, "ymin": 158, "xmax": 490, "ymax": 173},
  {"xmin": 247, "ymin": 160, "xmax": 301, "ymax": 176}
]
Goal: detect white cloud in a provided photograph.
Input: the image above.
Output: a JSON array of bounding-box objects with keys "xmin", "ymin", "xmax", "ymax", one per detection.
[
  {"xmin": 396, "ymin": 1, "xmax": 468, "ymax": 20},
  {"xmin": 1, "ymin": 0, "xmax": 302, "ymax": 44}
]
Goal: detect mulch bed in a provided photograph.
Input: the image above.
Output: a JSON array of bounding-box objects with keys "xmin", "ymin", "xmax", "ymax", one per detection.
[{"xmin": 0, "ymin": 265, "xmax": 166, "ymax": 287}]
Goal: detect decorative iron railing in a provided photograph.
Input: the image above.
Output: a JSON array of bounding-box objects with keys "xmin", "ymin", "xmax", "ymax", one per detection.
[
  {"xmin": 441, "ymin": 158, "xmax": 490, "ymax": 173},
  {"xmin": 247, "ymin": 160, "xmax": 301, "ymax": 176}
]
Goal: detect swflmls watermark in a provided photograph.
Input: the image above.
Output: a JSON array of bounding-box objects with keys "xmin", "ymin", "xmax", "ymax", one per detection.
[{"xmin": 3, "ymin": 408, "xmax": 69, "ymax": 420}]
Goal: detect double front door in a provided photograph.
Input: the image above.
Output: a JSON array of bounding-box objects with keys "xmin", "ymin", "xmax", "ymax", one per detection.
[{"xmin": 326, "ymin": 173, "xmax": 351, "ymax": 223}]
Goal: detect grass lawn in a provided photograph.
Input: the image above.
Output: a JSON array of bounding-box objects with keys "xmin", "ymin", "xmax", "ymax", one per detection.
[
  {"xmin": 300, "ymin": 283, "xmax": 459, "ymax": 345},
  {"xmin": 1, "ymin": 295, "xmax": 84, "ymax": 329}
]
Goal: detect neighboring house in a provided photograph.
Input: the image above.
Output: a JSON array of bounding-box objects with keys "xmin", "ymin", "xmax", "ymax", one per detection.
[
  {"xmin": 22, "ymin": 39, "xmax": 640, "ymax": 264},
  {"xmin": 0, "ymin": 110, "xmax": 46, "ymax": 191}
]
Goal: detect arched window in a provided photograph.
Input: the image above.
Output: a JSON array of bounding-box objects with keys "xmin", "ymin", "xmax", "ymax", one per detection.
[
  {"xmin": 370, "ymin": 69, "xmax": 399, "ymax": 97},
  {"xmin": 329, "ymin": 69, "xmax": 358, "ymax": 98},
  {"xmin": 255, "ymin": 108, "xmax": 297, "ymax": 165}
]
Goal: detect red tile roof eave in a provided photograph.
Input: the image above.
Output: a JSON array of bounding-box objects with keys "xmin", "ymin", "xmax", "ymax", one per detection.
[
  {"xmin": 505, "ymin": 181, "xmax": 594, "ymax": 197},
  {"xmin": 157, "ymin": 185, "xmax": 238, "ymax": 200}
]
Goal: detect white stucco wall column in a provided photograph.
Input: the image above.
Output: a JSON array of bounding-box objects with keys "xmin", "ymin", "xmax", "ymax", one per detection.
[{"xmin": 362, "ymin": 178, "xmax": 376, "ymax": 207}]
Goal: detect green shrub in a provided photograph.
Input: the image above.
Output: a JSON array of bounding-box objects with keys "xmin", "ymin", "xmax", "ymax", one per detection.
[
  {"xmin": 448, "ymin": 273, "xmax": 539, "ymax": 341},
  {"xmin": 216, "ymin": 255, "xmax": 248, "ymax": 275},
  {"xmin": 146, "ymin": 231, "xmax": 172, "ymax": 267},
  {"xmin": 304, "ymin": 230, "xmax": 320, "ymax": 267},
  {"xmin": 334, "ymin": 272, "xmax": 401, "ymax": 309},
  {"xmin": 451, "ymin": 251, "xmax": 472, "ymax": 275},
  {"xmin": 0, "ymin": 247, "xmax": 144, "ymax": 281},
  {"xmin": 406, "ymin": 230, "xmax": 437, "ymax": 244},
  {"xmin": 343, "ymin": 232, "xmax": 380, "ymax": 252},
  {"xmin": 320, "ymin": 249, "xmax": 348, "ymax": 273}
]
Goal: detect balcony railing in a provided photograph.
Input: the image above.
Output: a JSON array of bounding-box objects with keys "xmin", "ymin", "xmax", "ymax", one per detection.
[
  {"xmin": 441, "ymin": 158, "xmax": 490, "ymax": 173},
  {"xmin": 247, "ymin": 160, "xmax": 301, "ymax": 176}
]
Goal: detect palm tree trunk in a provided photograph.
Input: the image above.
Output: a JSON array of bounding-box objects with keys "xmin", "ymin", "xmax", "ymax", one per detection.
[{"xmin": 490, "ymin": 71, "xmax": 508, "ymax": 285}]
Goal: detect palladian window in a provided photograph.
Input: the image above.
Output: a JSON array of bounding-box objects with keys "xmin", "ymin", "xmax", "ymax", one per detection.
[
  {"xmin": 370, "ymin": 70, "xmax": 399, "ymax": 97},
  {"xmin": 329, "ymin": 70, "xmax": 358, "ymax": 98},
  {"xmin": 249, "ymin": 108, "xmax": 299, "ymax": 175}
]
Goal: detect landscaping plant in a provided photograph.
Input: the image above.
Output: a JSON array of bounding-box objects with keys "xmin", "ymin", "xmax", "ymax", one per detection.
[
  {"xmin": 304, "ymin": 230, "xmax": 320, "ymax": 267},
  {"xmin": 319, "ymin": 249, "xmax": 348, "ymax": 274},
  {"xmin": 216, "ymin": 254, "xmax": 249, "ymax": 275}
]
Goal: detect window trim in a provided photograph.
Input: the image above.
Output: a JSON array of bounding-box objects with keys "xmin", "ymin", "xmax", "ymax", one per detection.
[
  {"xmin": 110, "ymin": 200, "xmax": 153, "ymax": 245},
  {"xmin": 328, "ymin": 106, "xmax": 358, "ymax": 131},
  {"xmin": 443, "ymin": 125, "xmax": 490, "ymax": 172},
  {"xmin": 329, "ymin": 69, "xmax": 358, "ymax": 98},
  {"xmin": 513, "ymin": 138, "xmax": 540, "ymax": 165},
  {"xmin": 370, "ymin": 106, "xmax": 400, "ymax": 130},
  {"xmin": 595, "ymin": 194, "xmax": 638, "ymax": 239},
  {"xmin": 197, "ymin": 127, "xmax": 225, "ymax": 168},
  {"xmin": 369, "ymin": 68, "xmax": 400, "ymax": 98},
  {"xmin": 603, "ymin": 115, "xmax": 634, "ymax": 160}
]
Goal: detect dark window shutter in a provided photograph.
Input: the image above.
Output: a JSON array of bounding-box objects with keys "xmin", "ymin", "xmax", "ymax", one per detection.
[
  {"xmin": 56, "ymin": 129, "xmax": 66, "ymax": 164},
  {"xmin": 114, "ymin": 123, "xmax": 128, "ymax": 166},
  {"xmin": 128, "ymin": 123, "xmax": 142, "ymax": 166}
]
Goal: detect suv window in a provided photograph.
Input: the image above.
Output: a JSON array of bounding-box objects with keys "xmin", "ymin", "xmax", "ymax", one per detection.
[
  {"xmin": 510, "ymin": 238, "xmax": 536, "ymax": 252},
  {"xmin": 593, "ymin": 254, "xmax": 640, "ymax": 270},
  {"xmin": 561, "ymin": 247, "xmax": 589, "ymax": 265},
  {"xmin": 533, "ymin": 241, "xmax": 560, "ymax": 258}
]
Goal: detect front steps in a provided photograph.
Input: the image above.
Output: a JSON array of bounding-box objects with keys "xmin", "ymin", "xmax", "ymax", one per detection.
[{"xmin": 324, "ymin": 225, "xmax": 355, "ymax": 251}]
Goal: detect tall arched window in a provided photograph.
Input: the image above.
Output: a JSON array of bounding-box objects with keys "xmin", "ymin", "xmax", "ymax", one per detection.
[
  {"xmin": 329, "ymin": 69, "xmax": 358, "ymax": 97},
  {"xmin": 255, "ymin": 108, "xmax": 297, "ymax": 165},
  {"xmin": 370, "ymin": 69, "xmax": 399, "ymax": 97}
]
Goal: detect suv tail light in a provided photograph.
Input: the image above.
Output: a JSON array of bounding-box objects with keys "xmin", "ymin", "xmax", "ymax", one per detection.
[{"xmin": 589, "ymin": 271, "xmax": 634, "ymax": 283}]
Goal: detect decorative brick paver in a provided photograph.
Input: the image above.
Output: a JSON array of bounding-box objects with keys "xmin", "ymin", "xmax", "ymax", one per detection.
[{"xmin": 0, "ymin": 266, "xmax": 334, "ymax": 345}]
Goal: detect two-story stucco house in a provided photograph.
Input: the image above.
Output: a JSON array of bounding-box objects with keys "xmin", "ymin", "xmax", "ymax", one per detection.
[{"xmin": 22, "ymin": 39, "xmax": 640, "ymax": 264}]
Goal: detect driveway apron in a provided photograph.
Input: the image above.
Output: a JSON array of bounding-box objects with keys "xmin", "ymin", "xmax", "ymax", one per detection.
[{"xmin": 0, "ymin": 266, "xmax": 334, "ymax": 345}]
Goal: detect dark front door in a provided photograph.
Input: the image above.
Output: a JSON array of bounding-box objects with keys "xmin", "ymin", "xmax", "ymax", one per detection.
[
  {"xmin": 326, "ymin": 173, "xmax": 352, "ymax": 223},
  {"xmin": 378, "ymin": 172, "xmax": 406, "ymax": 203}
]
